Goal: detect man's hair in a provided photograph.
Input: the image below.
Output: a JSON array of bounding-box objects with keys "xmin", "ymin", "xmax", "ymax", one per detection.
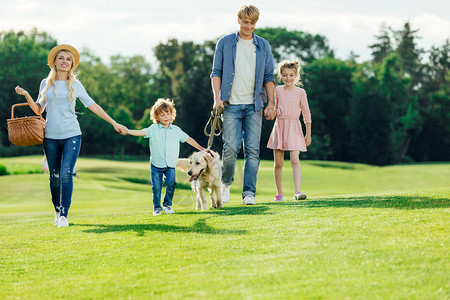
[
  {"xmin": 237, "ymin": 4, "xmax": 259, "ymax": 23},
  {"xmin": 150, "ymin": 98, "xmax": 176, "ymax": 123}
]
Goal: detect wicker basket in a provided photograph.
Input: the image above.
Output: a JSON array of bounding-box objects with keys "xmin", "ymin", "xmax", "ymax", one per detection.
[{"xmin": 7, "ymin": 103, "xmax": 46, "ymax": 147}]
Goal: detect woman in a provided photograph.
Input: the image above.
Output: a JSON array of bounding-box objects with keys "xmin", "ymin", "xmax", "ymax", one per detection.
[{"xmin": 15, "ymin": 44, "xmax": 128, "ymax": 227}]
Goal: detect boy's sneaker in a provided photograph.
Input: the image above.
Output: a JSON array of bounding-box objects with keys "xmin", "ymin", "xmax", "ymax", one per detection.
[
  {"xmin": 58, "ymin": 216, "xmax": 69, "ymax": 227},
  {"xmin": 222, "ymin": 184, "xmax": 231, "ymax": 203},
  {"xmin": 294, "ymin": 192, "xmax": 307, "ymax": 200},
  {"xmin": 274, "ymin": 194, "xmax": 283, "ymax": 202},
  {"xmin": 243, "ymin": 195, "xmax": 255, "ymax": 205},
  {"xmin": 163, "ymin": 206, "xmax": 175, "ymax": 214},
  {"xmin": 153, "ymin": 210, "xmax": 162, "ymax": 216},
  {"xmin": 53, "ymin": 213, "xmax": 60, "ymax": 225}
]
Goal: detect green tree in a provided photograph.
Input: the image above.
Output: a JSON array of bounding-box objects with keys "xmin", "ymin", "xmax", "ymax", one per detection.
[
  {"xmin": 154, "ymin": 39, "xmax": 214, "ymax": 156},
  {"xmin": 369, "ymin": 23, "xmax": 393, "ymax": 63},
  {"xmin": 350, "ymin": 63, "xmax": 393, "ymax": 165},
  {"xmin": 255, "ymin": 27, "xmax": 334, "ymax": 64},
  {"xmin": 0, "ymin": 29, "xmax": 56, "ymax": 146},
  {"xmin": 302, "ymin": 58, "xmax": 354, "ymax": 161}
]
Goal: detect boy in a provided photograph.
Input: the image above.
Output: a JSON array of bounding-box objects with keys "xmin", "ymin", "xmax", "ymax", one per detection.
[{"xmin": 127, "ymin": 98, "xmax": 204, "ymax": 215}]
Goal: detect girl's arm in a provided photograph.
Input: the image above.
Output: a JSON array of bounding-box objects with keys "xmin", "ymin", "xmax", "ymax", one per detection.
[
  {"xmin": 87, "ymin": 103, "xmax": 128, "ymax": 135},
  {"xmin": 263, "ymin": 81, "xmax": 276, "ymax": 120},
  {"xmin": 127, "ymin": 129, "xmax": 146, "ymax": 136},
  {"xmin": 14, "ymin": 86, "xmax": 45, "ymax": 115},
  {"xmin": 304, "ymin": 123, "xmax": 312, "ymax": 147},
  {"xmin": 186, "ymin": 137, "xmax": 204, "ymax": 151}
]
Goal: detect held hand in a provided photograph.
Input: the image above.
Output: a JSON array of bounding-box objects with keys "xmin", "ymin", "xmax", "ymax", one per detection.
[
  {"xmin": 264, "ymin": 106, "xmax": 276, "ymax": 120},
  {"xmin": 15, "ymin": 86, "xmax": 28, "ymax": 96},
  {"xmin": 305, "ymin": 135, "xmax": 311, "ymax": 147},
  {"xmin": 114, "ymin": 123, "xmax": 128, "ymax": 135}
]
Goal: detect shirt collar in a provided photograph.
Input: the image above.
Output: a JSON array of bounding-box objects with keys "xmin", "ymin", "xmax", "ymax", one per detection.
[
  {"xmin": 157, "ymin": 123, "xmax": 172, "ymax": 129},
  {"xmin": 234, "ymin": 31, "xmax": 259, "ymax": 46}
]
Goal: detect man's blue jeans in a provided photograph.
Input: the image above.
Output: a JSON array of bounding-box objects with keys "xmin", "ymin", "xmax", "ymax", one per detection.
[
  {"xmin": 222, "ymin": 104, "xmax": 262, "ymax": 198},
  {"xmin": 43, "ymin": 135, "xmax": 81, "ymax": 217},
  {"xmin": 151, "ymin": 165, "xmax": 176, "ymax": 211}
]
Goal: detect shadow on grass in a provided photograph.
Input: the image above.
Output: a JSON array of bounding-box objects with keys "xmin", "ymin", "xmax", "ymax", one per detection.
[
  {"xmin": 176, "ymin": 205, "xmax": 271, "ymax": 216},
  {"xmin": 265, "ymin": 195, "xmax": 450, "ymax": 210},
  {"xmin": 73, "ymin": 218, "xmax": 246, "ymax": 236}
]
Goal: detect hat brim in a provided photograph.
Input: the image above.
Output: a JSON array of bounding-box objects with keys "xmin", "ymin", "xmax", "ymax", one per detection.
[{"xmin": 47, "ymin": 44, "xmax": 80, "ymax": 70}]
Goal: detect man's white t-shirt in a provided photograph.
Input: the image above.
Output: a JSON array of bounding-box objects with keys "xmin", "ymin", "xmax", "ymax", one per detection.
[{"xmin": 229, "ymin": 37, "xmax": 256, "ymax": 105}]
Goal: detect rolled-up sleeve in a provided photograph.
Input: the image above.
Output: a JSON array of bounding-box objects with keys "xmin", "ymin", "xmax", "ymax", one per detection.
[
  {"xmin": 263, "ymin": 44, "xmax": 275, "ymax": 85},
  {"xmin": 210, "ymin": 38, "xmax": 224, "ymax": 79}
]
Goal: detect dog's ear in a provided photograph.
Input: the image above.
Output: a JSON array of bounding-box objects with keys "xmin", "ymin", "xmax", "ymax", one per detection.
[
  {"xmin": 176, "ymin": 158, "xmax": 190, "ymax": 173},
  {"xmin": 204, "ymin": 151, "xmax": 214, "ymax": 170}
]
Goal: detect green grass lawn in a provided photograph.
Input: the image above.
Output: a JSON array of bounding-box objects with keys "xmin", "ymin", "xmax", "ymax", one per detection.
[{"xmin": 0, "ymin": 156, "xmax": 449, "ymax": 299}]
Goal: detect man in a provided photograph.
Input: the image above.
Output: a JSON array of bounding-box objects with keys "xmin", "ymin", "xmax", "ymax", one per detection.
[{"xmin": 210, "ymin": 4, "xmax": 276, "ymax": 205}]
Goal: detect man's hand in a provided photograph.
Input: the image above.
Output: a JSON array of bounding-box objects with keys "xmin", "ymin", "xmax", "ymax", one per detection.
[{"xmin": 264, "ymin": 106, "xmax": 276, "ymax": 120}]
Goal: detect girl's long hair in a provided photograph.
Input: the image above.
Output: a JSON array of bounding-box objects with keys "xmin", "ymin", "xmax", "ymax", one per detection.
[{"xmin": 41, "ymin": 50, "xmax": 77, "ymax": 108}]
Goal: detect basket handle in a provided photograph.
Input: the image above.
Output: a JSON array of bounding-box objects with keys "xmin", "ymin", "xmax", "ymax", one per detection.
[{"xmin": 11, "ymin": 103, "xmax": 43, "ymax": 120}]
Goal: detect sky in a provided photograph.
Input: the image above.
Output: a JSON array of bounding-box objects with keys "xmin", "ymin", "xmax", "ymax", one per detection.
[{"xmin": 1, "ymin": 0, "xmax": 449, "ymax": 64}]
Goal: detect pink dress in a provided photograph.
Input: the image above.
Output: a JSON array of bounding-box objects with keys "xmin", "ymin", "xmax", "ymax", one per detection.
[{"xmin": 267, "ymin": 86, "xmax": 312, "ymax": 151}]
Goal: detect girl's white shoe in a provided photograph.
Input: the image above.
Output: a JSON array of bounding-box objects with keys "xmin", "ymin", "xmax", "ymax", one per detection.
[{"xmin": 294, "ymin": 192, "xmax": 307, "ymax": 200}]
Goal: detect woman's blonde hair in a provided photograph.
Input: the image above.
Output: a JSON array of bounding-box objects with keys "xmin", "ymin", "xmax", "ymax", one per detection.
[
  {"xmin": 277, "ymin": 59, "xmax": 304, "ymax": 87},
  {"xmin": 237, "ymin": 5, "xmax": 259, "ymax": 23},
  {"xmin": 41, "ymin": 50, "xmax": 77, "ymax": 108},
  {"xmin": 150, "ymin": 98, "xmax": 176, "ymax": 124}
]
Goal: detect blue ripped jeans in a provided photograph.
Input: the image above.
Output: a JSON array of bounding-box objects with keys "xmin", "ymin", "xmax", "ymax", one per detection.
[{"xmin": 43, "ymin": 135, "xmax": 81, "ymax": 217}]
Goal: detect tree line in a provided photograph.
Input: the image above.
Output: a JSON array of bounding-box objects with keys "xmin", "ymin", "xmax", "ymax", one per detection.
[{"xmin": 0, "ymin": 24, "xmax": 448, "ymax": 165}]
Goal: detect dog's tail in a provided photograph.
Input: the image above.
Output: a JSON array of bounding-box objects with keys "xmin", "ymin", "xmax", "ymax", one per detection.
[{"xmin": 176, "ymin": 158, "xmax": 190, "ymax": 173}]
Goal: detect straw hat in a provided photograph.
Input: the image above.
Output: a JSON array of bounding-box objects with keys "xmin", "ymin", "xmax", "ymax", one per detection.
[{"xmin": 47, "ymin": 44, "xmax": 80, "ymax": 70}]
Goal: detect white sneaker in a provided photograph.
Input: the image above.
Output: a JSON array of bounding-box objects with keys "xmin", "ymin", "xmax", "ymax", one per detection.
[
  {"xmin": 222, "ymin": 184, "xmax": 231, "ymax": 203},
  {"xmin": 243, "ymin": 195, "xmax": 255, "ymax": 205},
  {"xmin": 163, "ymin": 206, "xmax": 175, "ymax": 214},
  {"xmin": 53, "ymin": 213, "xmax": 60, "ymax": 225},
  {"xmin": 153, "ymin": 210, "xmax": 162, "ymax": 216},
  {"xmin": 58, "ymin": 216, "xmax": 69, "ymax": 227},
  {"xmin": 294, "ymin": 192, "xmax": 307, "ymax": 200}
]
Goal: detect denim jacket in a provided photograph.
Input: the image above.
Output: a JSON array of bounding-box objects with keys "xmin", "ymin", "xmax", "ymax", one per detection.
[{"xmin": 210, "ymin": 32, "xmax": 275, "ymax": 112}]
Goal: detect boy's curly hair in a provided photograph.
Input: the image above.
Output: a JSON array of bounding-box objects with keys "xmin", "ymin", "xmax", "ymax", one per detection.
[{"xmin": 150, "ymin": 98, "xmax": 176, "ymax": 124}]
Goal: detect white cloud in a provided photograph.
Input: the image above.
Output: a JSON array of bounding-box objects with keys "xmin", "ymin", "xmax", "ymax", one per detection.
[{"xmin": 1, "ymin": 0, "xmax": 448, "ymax": 63}]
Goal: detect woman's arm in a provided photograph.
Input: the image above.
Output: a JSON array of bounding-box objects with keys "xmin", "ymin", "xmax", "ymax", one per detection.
[
  {"xmin": 87, "ymin": 103, "xmax": 128, "ymax": 135},
  {"xmin": 186, "ymin": 137, "xmax": 204, "ymax": 151},
  {"xmin": 14, "ymin": 86, "xmax": 45, "ymax": 115}
]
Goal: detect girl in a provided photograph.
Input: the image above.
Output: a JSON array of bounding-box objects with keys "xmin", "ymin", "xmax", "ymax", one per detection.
[
  {"xmin": 267, "ymin": 60, "xmax": 312, "ymax": 201},
  {"xmin": 15, "ymin": 44, "xmax": 128, "ymax": 227}
]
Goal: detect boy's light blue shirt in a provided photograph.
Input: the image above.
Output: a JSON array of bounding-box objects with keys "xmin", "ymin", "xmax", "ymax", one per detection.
[
  {"xmin": 143, "ymin": 123, "xmax": 189, "ymax": 168},
  {"xmin": 210, "ymin": 31, "xmax": 275, "ymax": 112}
]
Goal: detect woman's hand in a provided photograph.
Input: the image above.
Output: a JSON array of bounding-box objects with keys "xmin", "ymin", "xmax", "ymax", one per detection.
[
  {"xmin": 15, "ymin": 86, "xmax": 29, "ymax": 96},
  {"xmin": 114, "ymin": 123, "xmax": 128, "ymax": 135}
]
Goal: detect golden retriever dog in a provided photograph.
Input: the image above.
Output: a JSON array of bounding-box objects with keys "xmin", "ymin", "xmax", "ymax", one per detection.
[{"xmin": 177, "ymin": 150, "xmax": 223, "ymax": 210}]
